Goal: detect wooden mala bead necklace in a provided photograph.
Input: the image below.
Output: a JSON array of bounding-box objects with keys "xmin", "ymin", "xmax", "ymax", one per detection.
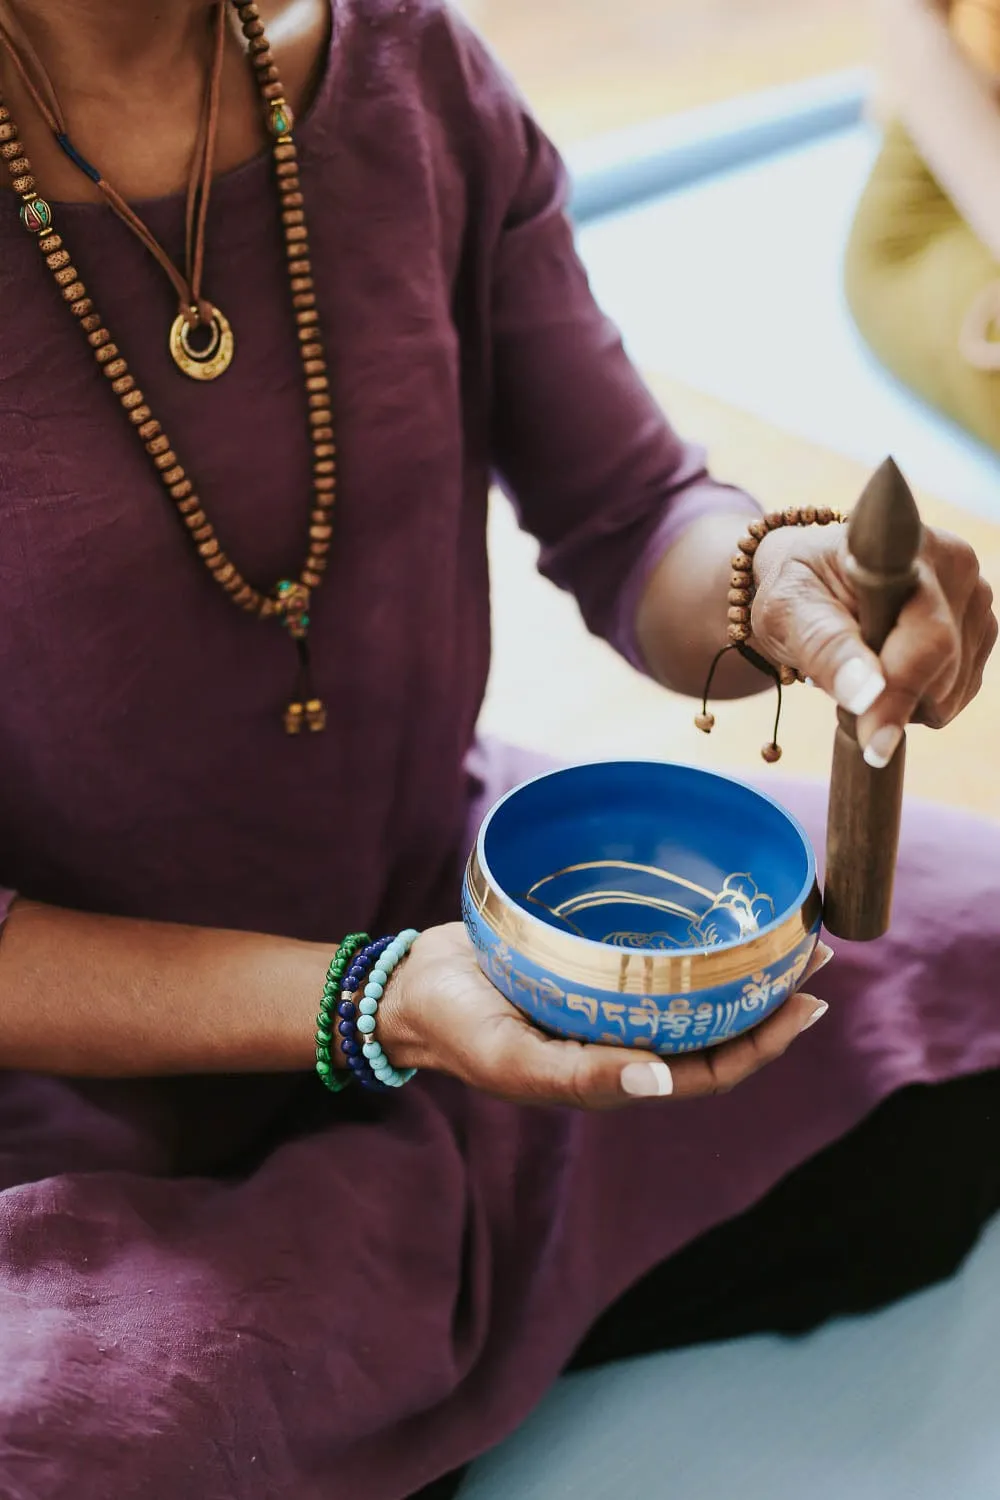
[
  {"xmin": 0, "ymin": 0, "xmax": 334, "ymax": 734},
  {"xmin": 696, "ymin": 506, "xmax": 845, "ymax": 762}
]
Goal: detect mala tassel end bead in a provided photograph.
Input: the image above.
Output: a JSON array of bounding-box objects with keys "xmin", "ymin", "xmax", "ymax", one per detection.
[
  {"xmin": 284, "ymin": 701, "xmax": 305, "ymax": 735},
  {"xmin": 305, "ymin": 698, "xmax": 326, "ymax": 733},
  {"xmin": 761, "ymin": 743, "xmax": 783, "ymax": 764},
  {"xmin": 694, "ymin": 713, "xmax": 715, "ymax": 735}
]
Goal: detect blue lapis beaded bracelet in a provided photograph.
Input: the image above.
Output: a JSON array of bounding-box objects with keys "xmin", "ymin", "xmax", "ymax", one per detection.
[{"xmin": 320, "ymin": 930, "xmax": 420, "ymax": 1093}]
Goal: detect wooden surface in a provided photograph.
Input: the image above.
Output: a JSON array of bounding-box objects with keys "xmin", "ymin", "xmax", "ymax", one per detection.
[
  {"xmin": 467, "ymin": 0, "xmax": 873, "ymax": 142},
  {"xmin": 481, "ymin": 375, "xmax": 1000, "ymax": 821}
]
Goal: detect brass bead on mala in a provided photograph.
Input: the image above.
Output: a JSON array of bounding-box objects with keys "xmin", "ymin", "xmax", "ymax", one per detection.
[
  {"xmin": 0, "ymin": 2, "xmax": 337, "ymax": 734},
  {"xmin": 696, "ymin": 506, "xmax": 845, "ymax": 762}
]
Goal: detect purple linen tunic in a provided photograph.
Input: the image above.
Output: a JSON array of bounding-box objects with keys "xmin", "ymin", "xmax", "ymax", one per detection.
[{"xmin": 0, "ymin": 4, "xmax": 998, "ymax": 1495}]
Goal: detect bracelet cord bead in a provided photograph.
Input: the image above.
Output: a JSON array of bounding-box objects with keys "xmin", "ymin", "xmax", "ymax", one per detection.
[
  {"xmin": 696, "ymin": 506, "xmax": 845, "ymax": 763},
  {"xmin": 315, "ymin": 933, "xmax": 369, "ymax": 1093},
  {"xmin": 323, "ymin": 930, "xmax": 421, "ymax": 1093}
]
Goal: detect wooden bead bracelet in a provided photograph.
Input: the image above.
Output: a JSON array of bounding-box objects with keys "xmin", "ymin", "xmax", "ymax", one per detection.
[{"xmin": 696, "ymin": 505, "xmax": 845, "ymax": 762}]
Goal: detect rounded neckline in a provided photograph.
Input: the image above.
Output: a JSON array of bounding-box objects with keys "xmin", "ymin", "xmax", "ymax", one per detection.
[{"xmin": 0, "ymin": 0, "xmax": 340, "ymax": 218}]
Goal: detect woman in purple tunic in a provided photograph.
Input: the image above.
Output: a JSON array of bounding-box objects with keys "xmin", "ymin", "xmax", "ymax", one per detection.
[{"xmin": 0, "ymin": 2, "xmax": 996, "ymax": 1496}]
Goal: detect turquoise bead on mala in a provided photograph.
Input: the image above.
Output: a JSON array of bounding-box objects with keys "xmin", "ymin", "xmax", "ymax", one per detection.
[
  {"xmin": 315, "ymin": 932, "xmax": 369, "ymax": 1093},
  {"xmin": 356, "ymin": 928, "xmax": 420, "ymax": 1089}
]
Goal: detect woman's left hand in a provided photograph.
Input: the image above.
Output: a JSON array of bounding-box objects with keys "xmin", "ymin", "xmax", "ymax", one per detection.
[{"xmin": 751, "ymin": 522, "xmax": 997, "ymax": 765}]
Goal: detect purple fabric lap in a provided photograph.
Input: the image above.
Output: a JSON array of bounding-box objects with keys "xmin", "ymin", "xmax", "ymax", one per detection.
[{"xmin": 1, "ymin": 750, "xmax": 999, "ymax": 1499}]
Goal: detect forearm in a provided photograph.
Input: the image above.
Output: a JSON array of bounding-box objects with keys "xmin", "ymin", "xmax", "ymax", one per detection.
[
  {"xmin": 634, "ymin": 511, "xmax": 772, "ymax": 699},
  {"xmin": 877, "ymin": 0, "xmax": 1000, "ymax": 261},
  {"xmin": 0, "ymin": 900, "xmax": 330, "ymax": 1077}
]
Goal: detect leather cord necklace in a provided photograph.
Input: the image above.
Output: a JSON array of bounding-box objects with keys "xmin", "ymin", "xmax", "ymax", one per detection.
[
  {"xmin": 0, "ymin": 0, "xmax": 335, "ymax": 733},
  {"xmin": 0, "ymin": 0, "xmax": 234, "ymax": 379}
]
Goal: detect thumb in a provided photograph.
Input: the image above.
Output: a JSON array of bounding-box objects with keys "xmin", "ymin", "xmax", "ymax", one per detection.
[{"xmin": 756, "ymin": 578, "xmax": 887, "ymax": 719}]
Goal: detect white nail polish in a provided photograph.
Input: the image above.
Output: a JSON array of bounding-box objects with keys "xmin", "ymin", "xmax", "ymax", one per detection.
[
  {"xmin": 621, "ymin": 1061, "xmax": 674, "ymax": 1098},
  {"xmin": 863, "ymin": 725, "xmax": 903, "ymax": 770},
  {"xmin": 801, "ymin": 1000, "xmax": 829, "ymax": 1032},
  {"xmin": 833, "ymin": 659, "xmax": 887, "ymax": 716}
]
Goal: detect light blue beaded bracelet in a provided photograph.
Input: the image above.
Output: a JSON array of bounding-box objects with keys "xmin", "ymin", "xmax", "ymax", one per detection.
[{"xmin": 357, "ymin": 927, "xmax": 420, "ymax": 1089}]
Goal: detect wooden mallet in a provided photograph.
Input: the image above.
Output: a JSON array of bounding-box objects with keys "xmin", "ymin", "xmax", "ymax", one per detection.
[{"xmin": 823, "ymin": 458, "xmax": 923, "ymax": 942}]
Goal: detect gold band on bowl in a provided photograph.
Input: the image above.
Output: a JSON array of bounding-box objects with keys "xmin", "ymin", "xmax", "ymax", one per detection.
[{"xmin": 465, "ymin": 848, "xmax": 822, "ymax": 996}]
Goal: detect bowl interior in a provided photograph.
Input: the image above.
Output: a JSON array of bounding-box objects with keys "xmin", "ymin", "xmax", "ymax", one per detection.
[{"xmin": 479, "ymin": 761, "xmax": 815, "ymax": 954}]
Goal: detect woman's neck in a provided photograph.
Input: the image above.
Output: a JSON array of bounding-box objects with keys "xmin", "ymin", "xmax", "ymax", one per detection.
[
  {"xmin": 0, "ymin": 0, "xmax": 328, "ymax": 201},
  {"xmin": 5, "ymin": 0, "xmax": 219, "ymax": 89}
]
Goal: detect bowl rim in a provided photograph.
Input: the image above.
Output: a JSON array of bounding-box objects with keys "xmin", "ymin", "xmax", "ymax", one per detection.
[{"xmin": 471, "ymin": 758, "xmax": 818, "ymax": 963}]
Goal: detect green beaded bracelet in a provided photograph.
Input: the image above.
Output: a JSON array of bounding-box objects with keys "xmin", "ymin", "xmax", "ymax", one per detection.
[
  {"xmin": 357, "ymin": 927, "xmax": 421, "ymax": 1089},
  {"xmin": 315, "ymin": 932, "xmax": 369, "ymax": 1093}
]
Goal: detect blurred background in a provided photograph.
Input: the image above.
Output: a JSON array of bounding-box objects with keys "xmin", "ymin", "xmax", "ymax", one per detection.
[
  {"xmin": 468, "ymin": 0, "xmax": 1000, "ymax": 820},
  {"xmin": 467, "ymin": 0, "xmax": 872, "ymax": 139}
]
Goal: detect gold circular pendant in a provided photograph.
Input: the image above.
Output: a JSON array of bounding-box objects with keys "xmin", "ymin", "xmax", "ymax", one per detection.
[{"xmin": 168, "ymin": 305, "xmax": 235, "ymax": 381}]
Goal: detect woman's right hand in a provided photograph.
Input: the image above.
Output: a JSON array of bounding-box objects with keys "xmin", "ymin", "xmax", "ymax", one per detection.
[{"xmin": 373, "ymin": 924, "xmax": 832, "ymax": 1111}]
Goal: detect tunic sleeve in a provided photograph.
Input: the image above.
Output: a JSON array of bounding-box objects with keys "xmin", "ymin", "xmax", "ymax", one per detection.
[{"xmin": 484, "ymin": 72, "xmax": 760, "ymax": 667}]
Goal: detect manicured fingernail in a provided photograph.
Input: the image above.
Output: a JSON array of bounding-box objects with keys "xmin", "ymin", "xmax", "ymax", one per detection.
[
  {"xmin": 621, "ymin": 1061, "xmax": 674, "ymax": 1098},
  {"xmin": 833, "ymin": 658, "xmax": 886, "ymax": 716},
  {"xmin": 800, "ymin": 999, "xmax": 829, "ymax": 1032},
  {"xmin": 863, "ymin": 725, "xmax": 903, "ymax": 770},
  {"xmin": 813, "ymin": 942, "xmax": 834, "ymax": 971}
]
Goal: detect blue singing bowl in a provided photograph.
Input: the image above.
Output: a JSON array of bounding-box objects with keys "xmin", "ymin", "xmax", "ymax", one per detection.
[{"xmin": 462, "ymin": 761, "xmax": 822, "ymax": 1056}]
